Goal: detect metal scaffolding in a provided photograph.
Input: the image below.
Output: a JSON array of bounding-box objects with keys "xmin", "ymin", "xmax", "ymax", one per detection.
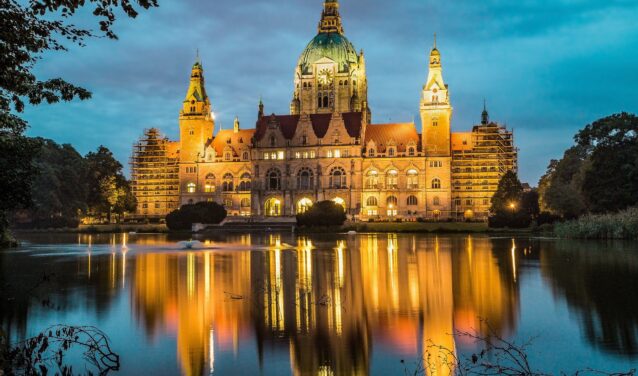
[
  {"xmin": 451, "ymin": 122, "xmax": 517, "ymax": 219},
  {"xmin": 129, "ymin": 128, "xmax": 180, "ymax": 219}
]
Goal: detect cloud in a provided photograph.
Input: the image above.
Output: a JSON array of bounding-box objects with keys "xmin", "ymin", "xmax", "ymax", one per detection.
[{"xmin": 22, "ymin": 0, "xmax": 638, "ymax": 185}]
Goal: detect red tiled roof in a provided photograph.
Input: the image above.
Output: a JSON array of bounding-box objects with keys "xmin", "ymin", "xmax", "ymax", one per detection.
[
  {"xmin": 211, "ymin": 129, "xmax": 255, "ymax": 156},
  {"xmin": 364, "ymin": 123, "xmax": 420, "ymax": 152},
  {"xmin": 254, "ymin": 112, "xmax": 363, "ymax": 141}
]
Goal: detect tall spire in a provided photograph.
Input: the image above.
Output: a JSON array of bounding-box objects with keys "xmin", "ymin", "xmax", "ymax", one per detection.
[
  {"xmin": 258, "ymin": 97, "xmax": 264, "ymax": 119},
  {"xmin": 181, "ymin": 54, "xmax": 210, "ymax": 117},
  {"xmin": 481, "ymin": 99, "xmax": 489, "ymax": 125},
  {"xmin": 318, "ymin": 0, "xmax": 343, "ymax": 34}
]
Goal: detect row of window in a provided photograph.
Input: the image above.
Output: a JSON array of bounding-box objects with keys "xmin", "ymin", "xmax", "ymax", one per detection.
[
  {"xmin": 365, "ymin": 195, "xmax": 436, "ymax": 207},
  {"xmin": 368, "ymin": 147, "xmax": 416, "ymax": 157}
]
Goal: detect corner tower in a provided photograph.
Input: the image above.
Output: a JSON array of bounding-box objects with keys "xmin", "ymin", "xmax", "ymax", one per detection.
[
  {"xmin": 291, "ymin": 0, "xmax": 369, "ymax": 118},
  {"xmin": 179, "ymin": 57, "xmax": 214, "ymax": 163},
  {"xmin": 420, "ymin": 36, "xmax": 453, "ymax": 218},
  {"xmin": 420, "ymin": 36, "xmax": 452, "ymax": 156}
]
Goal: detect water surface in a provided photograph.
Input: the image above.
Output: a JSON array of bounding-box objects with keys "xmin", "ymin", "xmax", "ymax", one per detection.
[{"xmin": 1, "ymin": 232, "xmax": 637, "ymax": 375}]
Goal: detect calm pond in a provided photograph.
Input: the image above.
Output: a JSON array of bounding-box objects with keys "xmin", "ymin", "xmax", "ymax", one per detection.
[{"xmin": 1, "ymin": 232, "xmax": 637, "ymax": 375}]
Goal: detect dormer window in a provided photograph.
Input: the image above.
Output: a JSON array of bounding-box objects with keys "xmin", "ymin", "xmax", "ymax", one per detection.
[
  {"xmin": 369, "ymin": 149, "xmax": 375, "ymax": 157},
  {"xmin": 226, "ymin": 138, "xmax": 231, "ymax": 144},
  {"xmin": 302, "ymin": 135, "xmax": 308, "ymax": 145},
  {"xmin": 224, "ymin": 152, "xmax": 231, "ymax": 161},
  {"xmin": 388, "ymin": 148, "xmax": 395, "ymax": 157},
  {"xmin": 408, "ymin": 147, "xmax": 415, "ymax": 156}
]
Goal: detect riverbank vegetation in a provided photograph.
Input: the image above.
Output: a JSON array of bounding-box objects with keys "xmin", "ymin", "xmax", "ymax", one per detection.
[
  {"xmin": 296, "ymin": 200, "xmax": 347, "ymax": 228},
  {"xmin": 554, "ymin": 207, "xmax": 638, "ymax": 240},
  {"xmin": 536, "ymin": 113, "xmax": 638, "ymax": 239},
  {"xmin": 166, "ymin": 202, "xmax": 227, "ymax": 231},
  {"xmin": 0, "ymin": 0, "xmax": 156, "ymax": 246}
]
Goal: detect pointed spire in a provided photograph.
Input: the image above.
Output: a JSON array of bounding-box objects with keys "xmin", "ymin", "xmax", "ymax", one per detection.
[
  {"xmin": 481, "ymin": 99, "xmax": 489, "ymax": 125},
  {"xmin": 433, "ymin": 32, "xmax": 437, "ymax": 49},
  {"xmin": 318, "ymin": 0, "xmax": 343, "ymax": 34},
  {"xmin": 181, "ymin": 53, "xmax": 210, "ymax": 117},
  {"xmin": 429, "ymin": 33, "xmax": 441, "ymax": 67},
  {"xmin": 258, "ymin": 97, "xmax": 264, "ymax": 119}
]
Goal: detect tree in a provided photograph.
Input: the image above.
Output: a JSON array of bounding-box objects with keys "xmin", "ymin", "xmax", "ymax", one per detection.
[
  {"xmin": 85, "ymin": 146, "xmax": 136, "ymax": 221},
  {"xmin": 537, "ymin": 146, "xmax": 589, "ymax": 219},
  {"xmin": 296, "ymin": 201, "xmax": 347, "ymax": 227},
  {"xmin": 489, "ymin": 171, "xmax": 531, "ymax": 228},
  {"xmin": 166, "ymin": 202, "xmax": 227, "ymax": 231},
  {"xmin": 576, "ymin": 113, "xmax": 638, "ymax": 213},
  {"xmin": 0, "ymin": 0, "xmax": 157, "ymax": 240}
]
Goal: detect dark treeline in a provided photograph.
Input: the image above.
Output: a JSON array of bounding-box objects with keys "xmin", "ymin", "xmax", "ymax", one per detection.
[
  {"xmin": 12, "ymin": 138, "xmax": 135, "ymax": 229},
  {"xmin": 489, "ymin": 112, "xmax": 638, "ymax": 233},
  {"xmin": 539, "ymin": 112, "xmax": 638, "ymax": 217}
]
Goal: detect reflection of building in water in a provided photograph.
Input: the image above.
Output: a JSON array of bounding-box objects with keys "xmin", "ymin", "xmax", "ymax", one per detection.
[{"xmin": 129, "ymin": 234, "xmax": 519, "ymax": 376}]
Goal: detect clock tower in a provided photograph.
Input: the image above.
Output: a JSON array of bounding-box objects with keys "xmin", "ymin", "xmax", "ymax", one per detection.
[{"xmin": 291, "ymin": 0, "xmax": 368, "ymax": 116}]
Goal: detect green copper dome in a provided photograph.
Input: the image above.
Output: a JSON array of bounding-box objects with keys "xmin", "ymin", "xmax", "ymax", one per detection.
[{"xmin": 297, "ymin": 32, "xmax": 358, "ymax": 74}]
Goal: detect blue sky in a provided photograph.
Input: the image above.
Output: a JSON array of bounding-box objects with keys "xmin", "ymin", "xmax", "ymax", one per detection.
[{"xmin": 22, "ymin": 0, "xmax": 638, "ymax": 184}]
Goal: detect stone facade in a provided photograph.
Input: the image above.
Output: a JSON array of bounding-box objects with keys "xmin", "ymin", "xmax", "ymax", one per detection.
[{"xmin": 131, "ymin": 0, "xmax": 517, "ymax": 221}]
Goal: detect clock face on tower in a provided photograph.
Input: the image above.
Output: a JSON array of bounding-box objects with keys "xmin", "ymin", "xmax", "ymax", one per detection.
[{"xmin": 318, "ymin": 68, "xmax": 333, "ymax": 85}]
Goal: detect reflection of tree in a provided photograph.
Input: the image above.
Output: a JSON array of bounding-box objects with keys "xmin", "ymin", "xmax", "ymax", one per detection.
[{"xmin": 541, "ymin": 240, "xmax": 638, "ymax": 356}]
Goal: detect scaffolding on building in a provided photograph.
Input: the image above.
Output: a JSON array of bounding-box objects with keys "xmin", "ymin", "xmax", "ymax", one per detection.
[
  {"xmin": 129, "ymin": 128, "xmax": 180, "ymax": 219},
  {"xmin": 451, "ymin": 122, "xmax": 518, "ymax": 219}
]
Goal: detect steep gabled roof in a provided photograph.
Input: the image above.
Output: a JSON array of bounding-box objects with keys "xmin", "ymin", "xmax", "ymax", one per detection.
[
  {"xmin": 210, "ymin": 129, "xmax": 255, "ymax": 156},
  {"xmin": 364, "ymin": 123, "xmax": 420, "ymax": 153},
  {"xmin": 254, "ymin": 112, "xmax": 363, "ymax": 141}
]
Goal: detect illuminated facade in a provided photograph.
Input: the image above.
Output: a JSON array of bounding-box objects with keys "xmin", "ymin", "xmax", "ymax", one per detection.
[{"xmin": 131, "ymin": 0, "xmax": 517, "ymax": 220}]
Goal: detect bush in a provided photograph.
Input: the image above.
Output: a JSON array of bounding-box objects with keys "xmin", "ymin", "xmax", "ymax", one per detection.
[
  {"xmin": 554, "ymin": 206, "xmax": 638, "ymax": 239},
  {"xmin": 536, "ymin": 211, "xmax": 561, "ymax": 226},
  {"xmin": 13, "ymin": 216, "xmax": 80, "ymax": 229},
  {"xmin": 296, "ymin": 200, "xmax": 346, "ymax": 227},
  {"xmin": 166, "ymin": 202, "xmax": 227, "ymax": 231},
  {"xmin": 488, "ymin": 210, "xmax": 531, "ymax": 229}
]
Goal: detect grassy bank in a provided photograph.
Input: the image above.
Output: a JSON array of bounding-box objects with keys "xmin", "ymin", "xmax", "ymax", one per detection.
[{"xmin": 554, "ymin": 207, "xmax": 638, "ymax": 239}]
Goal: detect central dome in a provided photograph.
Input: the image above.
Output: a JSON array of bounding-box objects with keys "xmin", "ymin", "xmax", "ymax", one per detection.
[{"xmin": 297, "ymin": 32, "xmax": 358, "ymax": 75}]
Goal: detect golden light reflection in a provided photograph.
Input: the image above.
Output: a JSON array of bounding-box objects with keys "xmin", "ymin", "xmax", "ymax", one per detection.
[{"xmin": 129, "ymin": 234, "xmax": 519, "ymax": 376}]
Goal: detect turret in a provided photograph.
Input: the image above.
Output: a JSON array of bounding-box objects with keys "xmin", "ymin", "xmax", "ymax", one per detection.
[
  {"xmin": 481, "ymin": 100, "xmax": 489, "ymax": 125},
  {"xmin": 258, "ymin": 97, "xmax": 264, "ymax": 119},
  {"xmin": 234, "ymin": 116, "xmax": 240, "ymax": 133},
  {"xmin": 318, "ymin": 0, "xmax": 343, "ymax": 34}
]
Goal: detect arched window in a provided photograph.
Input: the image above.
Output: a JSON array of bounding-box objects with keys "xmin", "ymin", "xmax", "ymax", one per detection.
[
  {"xmin": 332, "ymin": 197, "xmax": 346, "ymax": 210},
  {"xmin": 387, "ymin": 196, "xmax": 398, "ymax": 206},
  {"xmin": 365, "ymin": 170, "xmax": 378, "ymax": 189},
  {"xmin": 366, "ymin": 196, "xmax": 378, "ymax": 207},
  {"xmin": 297, "ymin": 168, "xmax": 314, "ymax": 190},
  {"xmin": 239, "ymin": 173, "xmax": 251, "ymax": 191},
  {"xmin": 297, "ymin": 198, "xmax": 313, "ymax": 214},
  {"xmin": 242, "ymin": 151, "xmax": 249, "ymax": 160},
  {"xmin": 222, "ymin": 173, "xmax": 234, "ymax": 192},
  {"xmin": 386, "ymin": 170, "xmax": 398, "ymax": 189},
  {"xmin": 388, "ymin": 148, "xmax": 395, "ymax": 157},
  {"xmin": 368, "ymin": 148, "xmax": 375, "ymax": 157},
  {"xmin": 187, "ymin": 182, "xmax": 196, "ymax": 193},
  {"xmin": 204, "ymin": 174, "xmax": 216, "ymax": 193},
  {"xmin": 432, "ymin": 178, "xmax": 441, "ymax": 189},
  {"xmin": 330, "ymin": 167, "xmax": 346, "ymax": 189},
  {"xmin": 408, "ymin": 147, "xmax": 415, "ymax": 156},
  {"xmin": 224, "ymin": 152, "xmax": 231, "ymax": 161},
  {"xmin": 266, "ymin": 168, "xmax": 281, "ymax": 191},
  {"xmin": 323, "ymin": 95, "xmax": 329, "ymax": 108},
  {"xmin": 407, "ymin": 169, "xmax": 418, "ymax": 189},
  {"xmin": 433, "ymin": 196, "xmax": 440, "ymax": 206},
  {"xmin": 407, "ymin": 195, "xmax": 418, "ymax": 206},
  {"xmin": 386, "ymin": 196, "xmax": 398, "ymax": 217}
]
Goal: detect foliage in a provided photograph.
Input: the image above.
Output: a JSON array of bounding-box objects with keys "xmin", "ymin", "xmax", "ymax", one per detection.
[
  {"xmin": 576, "ymin": 113, "xmax": 638, "ymax": 213},
  {"xmin": 0, "ymin": 325, "xmax": 119, "ymax": 375},
  {"xmin": 554, "ymin": 207, "xmax": 638, "ymax": 240},
  {"xmin": 1, "ymin": 0, "xmax": 155, "ymax": 236},
  {"xmin": 166, "ymin": 202, "xmax": 227, "ymax": 231},
  {"xmin": 489, "ymin": 171, "xmax": 531, "ymax": 228},
  {"xmin": 0, "ymin": 135, "xmax": 40, "ymax": 237},
  {"xmin": 85, "ymin": 146, "xmax": 136, "ymax": 221},
  {"xmin": 296, "ymin": 200, "xmax": 346, "ymax": 227},
  {"xmin": 539, "ymin": 113, "xmax": 638, "ymax": 217}
]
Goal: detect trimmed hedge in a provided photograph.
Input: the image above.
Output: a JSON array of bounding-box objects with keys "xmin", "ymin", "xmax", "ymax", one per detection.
[
  {"xmin": 296, "ymin": 200, "xmax": 346, "ymax": 227},
  {"xmin": 166, "ymin": 202, "xmax": 227, "ymax": 231}
]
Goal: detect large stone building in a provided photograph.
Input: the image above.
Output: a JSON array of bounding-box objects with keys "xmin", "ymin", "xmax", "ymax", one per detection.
[{"xmin": 131, "ymin": 0, "xmax": 517, "ymax": 221}]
